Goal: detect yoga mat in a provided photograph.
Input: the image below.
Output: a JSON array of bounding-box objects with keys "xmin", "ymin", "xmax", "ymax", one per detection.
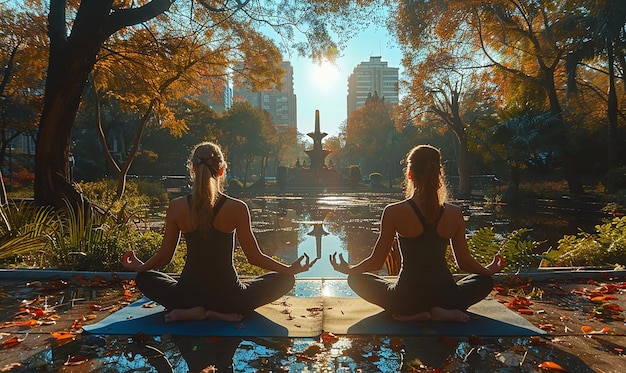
[
  {"xmin": 322, "ymin": 297, "xmax": 546, "ymax": 336},
  {"xmin": 83, "ymin": 296, "xmax": 323, "ymax": 337},
  {"xmin": 85, "ymin": 296, "xmax": 544, "ymax": 338}
]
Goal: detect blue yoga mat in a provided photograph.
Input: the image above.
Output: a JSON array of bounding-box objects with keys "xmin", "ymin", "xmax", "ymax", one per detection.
[
  {"xmin": 83, "ymin": 296, "xmax": 323, "ymax": 337},
  {"xmin": 84, "ymin": 296, "xmax": 545, "ymax": 337},
  {"xmin": 322, "ymin": 297, "xmax": 546, "ymax": 337}
]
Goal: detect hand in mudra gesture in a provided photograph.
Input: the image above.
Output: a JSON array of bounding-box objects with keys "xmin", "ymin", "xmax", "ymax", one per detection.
[
  {"xmin": 288, "ymin": 253, "xmax": 317, "ymax": 274},
  {"xmin": 329, "ymin": 252, "xmax": 351, "ymax": 275}
]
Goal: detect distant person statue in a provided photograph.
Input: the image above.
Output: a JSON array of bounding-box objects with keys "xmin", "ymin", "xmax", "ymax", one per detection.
[
  {"xmin": 330, "ymin": 145, "xmax": 505, "ymax": 322},
  {"xmin": 123, "ymin": 141, "xmax": 316, "ymax": 322}
]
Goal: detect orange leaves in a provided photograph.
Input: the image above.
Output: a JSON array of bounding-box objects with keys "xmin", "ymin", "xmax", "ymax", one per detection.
[
  {"xmin": 590, "ymin": 295, "xmax": 618, "ymax": 303},
  {"xmin": 506, "ymin": 296, "xmax": 534, "ymax": 315},
  {"xmin": 539, "ymin": 323, "xmax": 556, "ymax": 332},
  {"xmin": 51, "ymin": 331, "xmax": 75, "ymax": 341},
  {"xmin": 581, "ymin": 325, "xmax": 610, "ymax": 335},
  {"xmin": 571, "ymin": 281, "xmax": 625, "ymax": 321},
  {"xmin": 2, "ymin": 335, "xmax": 26, "ymax": 349},
  {"xmin": 321, "ymin": 331, "xmax": 338, "ymax": 345},
  {"xmin": 537, "ymin": 361, "xmax": 567, "ymax": 371}
]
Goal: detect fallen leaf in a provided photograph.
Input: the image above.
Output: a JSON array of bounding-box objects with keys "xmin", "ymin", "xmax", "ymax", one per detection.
[
  {"xmin": 2, "ymin": 335, "xmax": 26, "ymax": 349},
  {"xmin": 537, "ymin": 361, "xmax": 567, "ymax": 371},
  {"xmin": 581, "ymin": 325, "xmax": 610, "ymax": 335},
  {"xmin": 0, "ymin": 362, "xmax": 22, "ymax": 371},
  {"xmin": 64, "ymin": 355, "xmax": 89, "ymax": 366},
  {"xmin": 51, "ymin": 331, "xmax": 74, "ymax": 340},
  {"xmin": 321, "ymin": 331, "xmax": 338, "ymax": 345}
]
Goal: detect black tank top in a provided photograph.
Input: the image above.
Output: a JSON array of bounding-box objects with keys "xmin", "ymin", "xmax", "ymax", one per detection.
[
  {"xmin": 177, "ymin": 195, "xmax": 239, "ymax": 288},
  {"xmin": 396, "ymin": 199, "xmax": 455, "ymax": 288}
]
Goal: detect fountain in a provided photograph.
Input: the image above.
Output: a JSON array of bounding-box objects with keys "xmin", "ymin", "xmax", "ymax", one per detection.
[{"xmin": 277, "ymin": 110, "xmax": 349, "ymax": 189}]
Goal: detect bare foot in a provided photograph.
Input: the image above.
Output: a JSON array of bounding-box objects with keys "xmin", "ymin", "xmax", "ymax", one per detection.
[
  {"xmin": 164, "ymin": 306, "xmax": 207, "ymax": 322},
  {"xmin": 205, "ymin": 309, "xmax": 244, "ymax": 322},
  {"xmin": 392, "ymin": 312, "xmax": 431, "ymax": 322},
  {"xmin": 430, "ymin": 307, "xmax": 470, "ymax": 323}
]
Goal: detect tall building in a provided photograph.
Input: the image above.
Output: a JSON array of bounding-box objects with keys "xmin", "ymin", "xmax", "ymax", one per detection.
[
  {"xmin": 198, "ymin": 78, "xmax": 233, "ymax": 113},
  {"xmin": 234, "ymin": 61, "xmax": 297, "ymax": 131},
  {"xmin": 347, "ymin": 56, "xmax": 399, "ymax": 118}
]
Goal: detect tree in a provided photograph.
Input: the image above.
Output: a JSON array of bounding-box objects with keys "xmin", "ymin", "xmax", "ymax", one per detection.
[
  {"xmin": 488, "ymin": 107, "xmax": 561, "ymax": 193},
  {"xmin": 396, "ymin": 47, "xmax": 496, "ymax": 197},
  {"xmin": 394, "ymin": 0, "xmax": 587, "ymax": 195},
  {"xmin": 129, "ymin": 98, "xmax": 222, "ymax": 177},
  {"xmin": 0, "ymin": 6, "xmax": 47, "ymax": 168},
  {"xmin": 565, "ymin": 0, "xmax": 626, "ymax": 172},
  {"xmin": 344, "ymin": 92, "xmax": 397, "ymax": 177},
  {"xmin": 23, "ymin": 0, "xmax": 361, "ymax": 208},
  {"xmin": 220, "ymin": 101, "xmax": 274, "ymax": 187}
]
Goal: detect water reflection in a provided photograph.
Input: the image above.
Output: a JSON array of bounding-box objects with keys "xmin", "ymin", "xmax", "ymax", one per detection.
[
  {"xmin": 246, "ymin": 192, "xmax": 606, "ymax": 277},
  {"xmin": 248, "ymin": 193, "xmax": 396, "ymax": 278}
]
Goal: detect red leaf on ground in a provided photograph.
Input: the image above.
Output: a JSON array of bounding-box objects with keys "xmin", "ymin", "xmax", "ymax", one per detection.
[{"xmin": 2, "ymin": 336, "xmax": 22, "ymax": 349}]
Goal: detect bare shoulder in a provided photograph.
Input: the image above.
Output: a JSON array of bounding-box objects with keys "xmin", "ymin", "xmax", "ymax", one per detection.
[
  {"xmin": 443, "ymin": 202, "xmax": 463, "ymax": 214},
  {"xmin": 442, "ymin": 202, "xmax": 465, "ymax": 222},
  {"xmin": 386, "ymin": 199, "xmax": 411, "ymax": 211},
  {"xmin": 382, "ymin": 199, "xmax": 414, "ymax": 220},
  {"xmin": 220, "ymin": 194, "xmax": 249, "ymax": 213},
  {"xmin": 168, "ymin": 195, "xmax": 189, "ymax": 210}
]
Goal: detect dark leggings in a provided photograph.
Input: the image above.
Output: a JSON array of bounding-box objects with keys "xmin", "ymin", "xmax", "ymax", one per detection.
[
  {"xmin": 135, "ymin": 270, "xmax": 296, "ymax": 315},
  {"xmin": 347, "ymin": 273, "xmax": 494, "ymax": 315}
]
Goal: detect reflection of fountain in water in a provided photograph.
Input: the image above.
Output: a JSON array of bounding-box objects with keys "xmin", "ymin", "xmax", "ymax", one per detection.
[
  {"xmin": 249, "ymin": 193, "xmax": 607, "ymax": 278},
  {"xmin": 307, "ymin": 222, "xmax": 329, "ymax": 262}
]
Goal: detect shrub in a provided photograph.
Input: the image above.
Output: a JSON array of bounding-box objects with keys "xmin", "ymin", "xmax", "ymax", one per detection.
[
  {"xmin": 544, "ymin": 216, "xmax": 626, "ymax": 267},
  {"xmin": 459, "ymin": 227, "xmax": 542, "ymax": 272},
  {"xmin": 0, "ymin": 200, "xmax": 56, "ymax": 264}
]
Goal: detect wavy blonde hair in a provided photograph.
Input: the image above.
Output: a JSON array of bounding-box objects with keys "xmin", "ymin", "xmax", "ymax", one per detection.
[
  {"xmin": 404, "ymin": 145, "xmax": 448, "ymax": 223},
  {"xmin": 186, "ymin": 142, "xmax": 226, "ymax": 233}
]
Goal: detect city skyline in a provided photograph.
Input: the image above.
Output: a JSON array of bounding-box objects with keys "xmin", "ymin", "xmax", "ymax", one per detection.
[{"xmin": 289, "ymin": 26, "xmax": 403, "ymax": 138}]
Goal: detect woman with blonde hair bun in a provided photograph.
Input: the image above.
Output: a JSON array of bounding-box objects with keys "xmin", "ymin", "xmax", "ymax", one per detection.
[
  {"xmin": 330, "ymin": 145, "xmax": 504, "ymax": 322},
  {"xmin": 123, "ymin": 141, "xmax": 315, "ymax": 322}
]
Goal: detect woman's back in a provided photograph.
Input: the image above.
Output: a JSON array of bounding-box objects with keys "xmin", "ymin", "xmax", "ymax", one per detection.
[{"xmin": 178, "ymin": 194, "xmax": 238, "ymax": 287}]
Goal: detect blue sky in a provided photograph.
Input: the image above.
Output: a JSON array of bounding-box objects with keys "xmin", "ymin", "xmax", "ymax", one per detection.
[{"xmin": 286, "ymin": 26, "xmax": 403, "ymax": 138}]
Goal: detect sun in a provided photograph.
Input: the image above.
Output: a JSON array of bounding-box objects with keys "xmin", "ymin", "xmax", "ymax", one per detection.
[{"xmin": 311, "ymin": 60, "xmax": 340, "ymax": 89}]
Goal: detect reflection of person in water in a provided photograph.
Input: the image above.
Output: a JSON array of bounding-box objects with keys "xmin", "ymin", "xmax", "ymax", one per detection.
[
  {"xmin": 175, "ymin": 336, "xmax": 241, "ymax": 373},
  {"xmin": 123, "ymin": 142, "xmax": 315, "ymax": 322},
  {"xmin": 330, "ymin": 145, "xmax": 505, "ymax": 322}
]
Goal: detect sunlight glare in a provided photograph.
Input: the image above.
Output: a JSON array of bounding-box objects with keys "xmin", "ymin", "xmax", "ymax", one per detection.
[{"xmin": 311, "ymin": 60, "xmax": 340, "ymax": 89}]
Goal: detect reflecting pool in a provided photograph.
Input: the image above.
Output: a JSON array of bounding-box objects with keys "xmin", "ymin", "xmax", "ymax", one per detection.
[
  {"xmin": 244, "ymin": 192, "xmax": 606, "ymax": 278},
  {"xmin": 6, "ymin": 192, "xmax": 609, "ymax": 372}
]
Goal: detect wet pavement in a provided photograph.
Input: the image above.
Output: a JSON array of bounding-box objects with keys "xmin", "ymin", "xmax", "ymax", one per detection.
[{"xmin": 1, "ymin": 270, "xmax": 626, "ymax": 372}]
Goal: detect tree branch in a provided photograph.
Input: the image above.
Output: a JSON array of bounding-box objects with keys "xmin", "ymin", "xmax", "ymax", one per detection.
[{"xmin": 105, "ymin": 0, "xmax": 174, "ymax": 37}]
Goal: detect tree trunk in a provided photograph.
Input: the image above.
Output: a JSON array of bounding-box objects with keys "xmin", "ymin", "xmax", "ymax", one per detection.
[
  {"xmin": 34, "ymin": 2, "xmax": 111, "ymax": 208},
  {"xmin": 607, "ymin": 42, "xmax": 618, "ymax": 173},
  {"xmin": 35, "ymin": 0, "xmax": 173, "ymax": 208},
  {"xmin": 542, "ymin": 70, "xmax": 585, "ymax": 195}
]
